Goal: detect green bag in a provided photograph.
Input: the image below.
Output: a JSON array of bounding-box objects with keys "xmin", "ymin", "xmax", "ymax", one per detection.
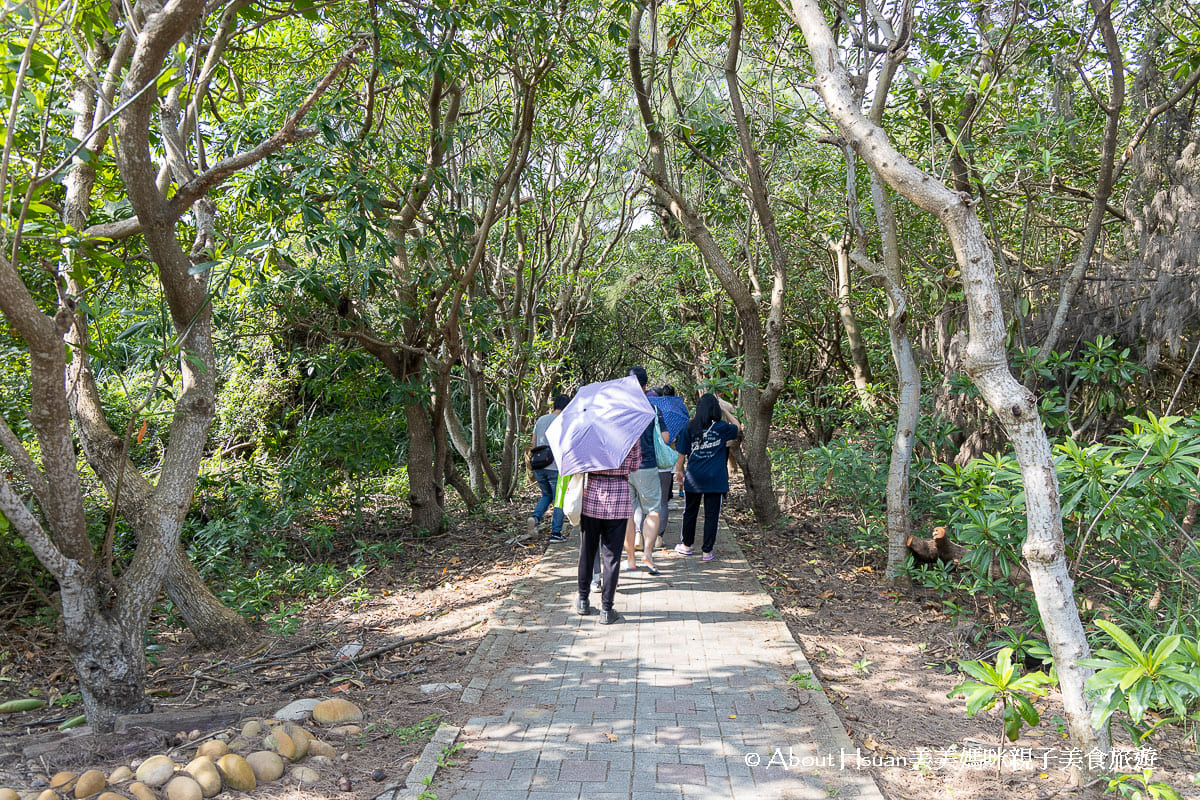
[{"xmin": 554, "ymin": 473, "xmax": 571, "ymax": 509}]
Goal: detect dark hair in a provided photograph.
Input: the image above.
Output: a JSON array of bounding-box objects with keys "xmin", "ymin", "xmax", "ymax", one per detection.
[
  {"xmin": 689, "ymin": 393, "xmax": 722, "ymax": 435},
  {"xmin": 628, "ymin": 366, "xmax": 648, "ymax": 387},
  {"xmin": 658, "ymin": 384, "xmax": 676, "ymax": 396},
  {"xmin": 552, "ymin": 394, "xmax": 571, "ymax": 411}
]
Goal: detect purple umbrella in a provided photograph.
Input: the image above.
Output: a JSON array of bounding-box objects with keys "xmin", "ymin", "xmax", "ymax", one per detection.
[{"xmin": 545, "ymin": 376, "xmax": 654, "ymax": 475}]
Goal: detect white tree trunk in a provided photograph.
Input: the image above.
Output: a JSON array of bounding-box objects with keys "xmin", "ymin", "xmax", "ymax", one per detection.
[{"xmin": 784, "ymin": 0, "xmax": 1102, "ymax": 755}]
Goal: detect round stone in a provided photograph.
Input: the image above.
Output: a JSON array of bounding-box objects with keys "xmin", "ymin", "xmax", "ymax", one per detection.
[
  {"xmin": 194, "ymin": 740, "xmax": 227, "ymax": 761},
  {"xmin": 306, "ymin": 740, "xmax": 336, "ymax": 758},
  {"xmin": 36, "ymin": 791, "xmax": 57, "ymax": 800},
  {"xmin": 240, "ymin": 720, "xmax": 264, "ymax": 739},
  {"xmin": 264, "ymin": 728, "xmax": 296, "ymax": 761},
  {"xmin": 311, "ymin": 699, "xmax": 362, "ymax": 725},
  {"xmin": 244, "ymin": 751, "xmax": 283, "ymax": 783},
  {"xmin": 162, "ymin": 777, "xmax": 200, "ymax": 800},
  {"xmin": 126, "ymin": 783, "xmax": 156, "ymax": 800},
  {"xmin": 225, "ymin": 737, "xmax": 250, "ymax": 752},
  {"xmin": 328, "ymin": 725, "xmax": 361, "ymax": 737},
  {"xmin": 307, "ymin": 756, "xmax": 333, "ymax": 768},
  {"xmin": 282, "ymin": 724, "xmax": 310, "ymax": 758},
  {"xmin": 74, "ymin": 770, "xmax": 106, "ymax": 798},
  {"xmin": 272, "ymin": 699, "xmax": 320, "ymax": 722},
  {"xmin": 107, "ymin": 767, "xmax": 133, "ymax": 784},
  {"xmin": 215, "ymin": 755, "xmax": 255, "ymax": 792},
  {"xmin": 0, "ymin": 788, "xmax": 20, "ymax": 800},
  {"xmin": 97, "ymin": 793, "xmax": 128, "ymax": 800},
  {"xmin": 289, "ymin": 767, "xmax": 319, "ymax": 785},
  {"xmin": 135, "ymin": 757, "xmax": 174, "ymax": 788},
  {"xmin": 50, "ymin": 773, "xmax": 78, "ymax": 791},
  {"xmin": 183, "ymin": 758, "xmax": 220, "ymax": 799}
]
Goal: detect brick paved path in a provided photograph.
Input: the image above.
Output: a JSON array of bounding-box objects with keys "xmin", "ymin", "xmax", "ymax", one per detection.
[{"xmin": 432, "ymin": 509, "xmax": 886, "ymax": 800}]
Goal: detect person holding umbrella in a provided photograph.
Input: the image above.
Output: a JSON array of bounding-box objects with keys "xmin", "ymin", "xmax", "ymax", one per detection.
[{"xmin": 544, "ymin": 376, "xmax": 655, "ymax": 625}]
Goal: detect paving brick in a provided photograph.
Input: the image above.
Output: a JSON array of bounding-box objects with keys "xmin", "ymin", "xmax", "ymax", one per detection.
[
  {"xmin": 429, "ymin": 510, "xmax": 886, "ymax": 800},
  {"xmin": 566, "ymin": 724, "xmax": 613, "ymax": 743},
  {"xmin": 462, "ymin": 759, "xmax": 513, "ymax": 781},
  {"xmin": 656, "ymin": 763, "xmax": 706, "ymax": 785},
  {"xmin": 655, "ymin": 725, "xmax": 701, "ymax": 746},
  {"xmin": 558, "ymin": 758, "xmax": 609, "ymax": 782},
  {"xmin": 574, "ymin": 696, "xmax": 617, "ymax": 713}
]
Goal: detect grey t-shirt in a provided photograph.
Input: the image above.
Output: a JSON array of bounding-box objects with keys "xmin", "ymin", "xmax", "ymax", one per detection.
[{"xmin": 533, "ymin": 413, "xmax": 557, "ymax": 448}]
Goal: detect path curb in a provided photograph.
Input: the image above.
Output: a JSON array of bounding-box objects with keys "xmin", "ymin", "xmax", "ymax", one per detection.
[
  {"xmin": 373, "ymin": 723, "xmax": 460, "ymax": 800},
  {"xmin": 722, "ymin": 526, "xmax": 888, "ymax": 799}
]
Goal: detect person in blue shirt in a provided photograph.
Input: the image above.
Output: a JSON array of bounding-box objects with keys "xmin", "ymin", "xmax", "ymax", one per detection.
[{"xmin": 672, "ymin": 393, "xmax": 742, "ymax": 561}]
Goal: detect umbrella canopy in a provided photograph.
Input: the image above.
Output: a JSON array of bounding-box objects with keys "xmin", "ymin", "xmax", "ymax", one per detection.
[
  {"xmin": 649, "ymin": 395, "xmax": 689, "ymax": 447},
  {"xmin": 545, "ymin": 376, "xmax": 654, "ymax": 475}
]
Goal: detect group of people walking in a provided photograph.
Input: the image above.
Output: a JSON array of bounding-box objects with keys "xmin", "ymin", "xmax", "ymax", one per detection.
[{"xmin": 527, "ymin": 367, "xmax": 742, "ymax": 625}]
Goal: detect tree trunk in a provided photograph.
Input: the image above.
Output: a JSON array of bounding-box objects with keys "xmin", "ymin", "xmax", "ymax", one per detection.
[
  {"xmin": 784, "ymin": 0, "xmax": 1102, "ymax": 756},
  {"xmin": 497, "ymin": 386, "xmax": 519, "ymax": 500},
  {"xmin": 405, "ymin": 401, "xmax": 445, "ymax": 534},
  {"xmin": 628, "ymin": 1, "xmax": 784, "ymax": 525},
  {"xmin": 866, "ymin": 173, "xmax": 921, "ymax": 582},
  {"xmin": 740, "ymin": 407, "xmax": 778, "ymax": 523},
  {"xmin": 60, "ymin": 585, "xmax": 148, "ymax": 732},
  {"xmin": 164, "ymin": 550, "xmax": 250, "ymax": 648},
  {"xmin": 466, "ymin": 354, "xmax": 499, "ymax": 492},
  {"xmin": 833, "ymin": 242, "xmax": 874, "ymax": 403}
]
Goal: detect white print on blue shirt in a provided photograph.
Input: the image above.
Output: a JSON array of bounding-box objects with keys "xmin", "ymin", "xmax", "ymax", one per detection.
[{"xmin": 690, "ymin": 427, "xmax": 726, "ymax": 460}]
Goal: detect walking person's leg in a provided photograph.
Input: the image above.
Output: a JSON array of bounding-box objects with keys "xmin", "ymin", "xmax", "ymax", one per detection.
[
  {"xmin": 654, "ymin": 471, "xmax": 671, "ymax": 544},
  {"xmin": 577, "ymin": 516, "xmax": 601, "ymax": 614},
  {"xmin": 531, "ymin": 468, "xmax": 554, "ymax": 536},
  {"xmin": 701, "ymin": 492, "xmax": 723, "ymax": 558},
  {"xmin": 624, "ymin": 517, "xmax": 638, "ymax": 570},
  {"xmin": 598, "ymin": 518, "xmax": 626, "ymax": 623},
  {"xmin": 678, "ymin": 490, "xmax": 701, "ymax": 554}
]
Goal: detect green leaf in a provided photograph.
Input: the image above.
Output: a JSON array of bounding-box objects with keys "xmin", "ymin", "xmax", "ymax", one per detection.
[
  {"xmin": 1012, "ymin": 693, "xmax": 1040, "ymax": 727},
  {"xmin": 1095, "ymin": 620, "xmax": 1146, "ymax": 663},
  {"xmin": 1003, "ymin": 704, "xmax": 1023, "ymax": 741},
  {"xmin": 1149, "ymin": 635, "xmax": 1181, "ymax": 670}
]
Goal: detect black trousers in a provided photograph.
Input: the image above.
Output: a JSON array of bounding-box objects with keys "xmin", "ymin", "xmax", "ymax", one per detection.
[
  {"xmin": 578, "ymin": 515, "xmax": 626, "ymax": 610},
  {"xmin": 681, "ymin": 491, "xmax": 724, "ymax": 554}
]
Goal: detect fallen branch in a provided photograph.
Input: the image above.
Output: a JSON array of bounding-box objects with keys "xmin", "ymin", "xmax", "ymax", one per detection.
[
  {"xmin": 276, "ymin": 619, "xmax": 485, "ymax": 692},
  {"xmin": 226, "ymin": 639, "xmax": 325, "ymax": 673}
]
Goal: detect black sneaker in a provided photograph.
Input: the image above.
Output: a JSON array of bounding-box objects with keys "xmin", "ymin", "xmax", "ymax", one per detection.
[
  {"xmin": 549, "ymin": 532, "xmax": 567, "ymax": 542},
  {"xmin": 576, "ymin": 596, "xmax": 595, "ymax": 615},
  {"xmin": 599, "ymin": 608, "xmax": 622, "ymax": 625}
]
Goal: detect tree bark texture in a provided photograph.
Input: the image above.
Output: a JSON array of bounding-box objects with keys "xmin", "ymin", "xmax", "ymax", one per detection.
[
  {"xmin": 833, "ymin": 242, "xmax": 874, "ymax": 402},
  {"xmin": 784, "ymin": 0, "xmax": 1101, "ymax": 754},
  {"xmin": 406, "ymin": 401, "xmax": 445, "ymax": 533},
  {"xmin": 865, "ymin": 171, "xmax": 921, "ymax": 583}
]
